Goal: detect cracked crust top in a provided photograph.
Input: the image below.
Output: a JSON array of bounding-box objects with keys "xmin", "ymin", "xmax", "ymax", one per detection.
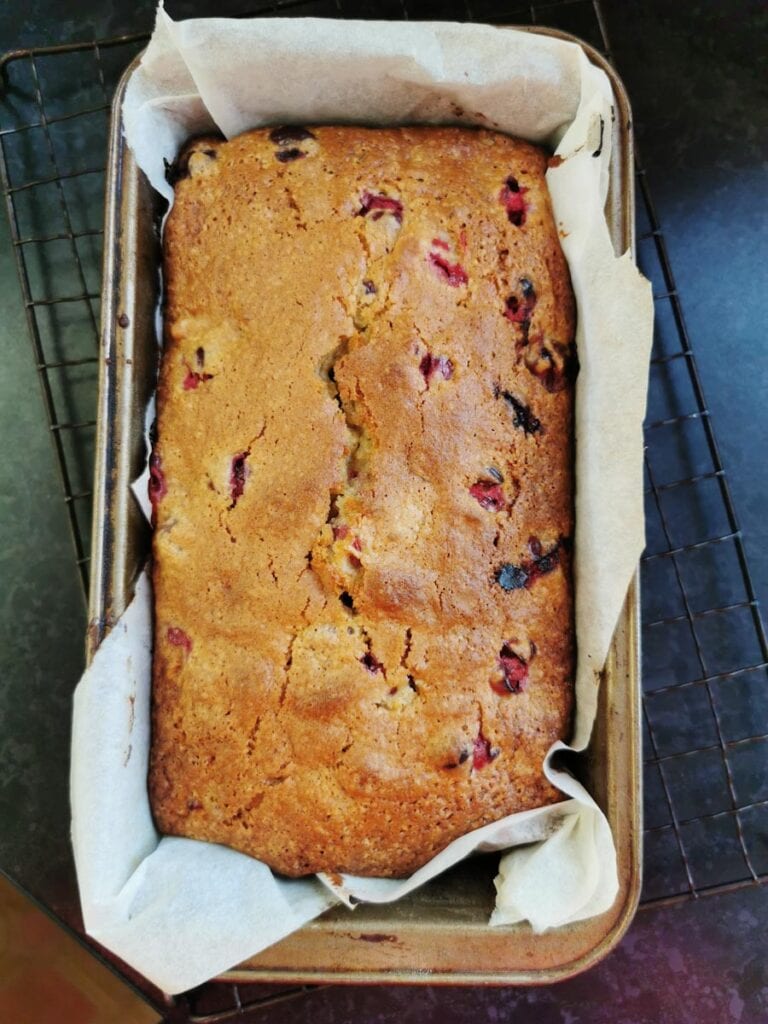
[{"xmin": 150, "ymin": 126, "xmax": 576, "ymax": 878}]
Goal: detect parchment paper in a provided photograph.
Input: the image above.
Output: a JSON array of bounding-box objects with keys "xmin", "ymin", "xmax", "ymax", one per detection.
[{"xmin": 71, "ymin": 5, "xmax": 653, "ymax": 993}]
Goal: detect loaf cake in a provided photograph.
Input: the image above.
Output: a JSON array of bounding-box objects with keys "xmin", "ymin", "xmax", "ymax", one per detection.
[{"xmin": 150, "ymin": 125, "xmax": 576, "ymax": 878}]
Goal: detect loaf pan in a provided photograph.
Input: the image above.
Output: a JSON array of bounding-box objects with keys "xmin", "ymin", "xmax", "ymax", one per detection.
[{"xmin": 89, "ymin": 25, "xmax": 642, "ymax": 985}]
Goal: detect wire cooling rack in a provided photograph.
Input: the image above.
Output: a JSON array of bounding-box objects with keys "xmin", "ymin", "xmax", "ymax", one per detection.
[{"xmin": 2, "ymin": 1, "xmax": 767, "ymax": 1020}]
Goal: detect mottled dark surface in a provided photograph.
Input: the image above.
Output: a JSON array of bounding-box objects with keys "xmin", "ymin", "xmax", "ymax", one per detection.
[
  {"xmin": 243, "ymin": 888, "xmax": 768, "ymax": 1023},
  {"xmin": 0, "ymin": 0, "xmax": 766, "ymax": 1021}
]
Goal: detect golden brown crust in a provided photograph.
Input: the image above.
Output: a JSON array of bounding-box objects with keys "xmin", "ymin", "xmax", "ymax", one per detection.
[{"xmin": 150, "ymin": 126, "xmax": 575, "ymax": 878}]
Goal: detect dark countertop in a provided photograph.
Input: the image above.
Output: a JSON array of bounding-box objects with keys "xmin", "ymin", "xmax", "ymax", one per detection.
[{"xmin": 1, "ymin": 1, "xmax": 766, "ymax": 1020}]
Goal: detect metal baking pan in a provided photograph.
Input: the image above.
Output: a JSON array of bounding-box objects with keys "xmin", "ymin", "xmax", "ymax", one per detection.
[{"xmin": 89, "ymin": 25, "xmax": 641, "ymax": 985}]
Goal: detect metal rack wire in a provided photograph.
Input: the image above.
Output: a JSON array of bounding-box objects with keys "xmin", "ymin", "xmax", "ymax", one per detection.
[
  {"xmin": 0, "ymin": 32, "xmax": 149, "ymax": 594},
  {"xmin": 1, "ymin": 0, "xmax": 766, "ymax": 1020}
]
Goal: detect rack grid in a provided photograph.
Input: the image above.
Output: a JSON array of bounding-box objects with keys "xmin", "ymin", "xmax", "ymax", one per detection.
[{"xmin": 1, "ymin": 1, "xmax": 766, "ymax": 1019}]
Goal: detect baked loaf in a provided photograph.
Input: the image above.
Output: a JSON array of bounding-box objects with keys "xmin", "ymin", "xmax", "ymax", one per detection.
[{"xmin": 150, "ymin": 126, "xmax": 576, "ymax": 878}]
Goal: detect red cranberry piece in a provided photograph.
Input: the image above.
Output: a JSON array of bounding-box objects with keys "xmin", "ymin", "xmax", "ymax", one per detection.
[
  {"xmin": 428, "ymin": 252, "xmax": 468, "ymax": 287},
  {"xmin": 469, "ymin": 481, "xmax": 505, "ymax": 511},
  {"xmin": 333, "ymin": 524, "xmax": 349, "ymax": 540},
  {"xmin": 431, "ymin": 237, "xmax": 450, "ymax": 251},
  {"xmin": 499, "ymin": 176, "xmax": 529, "ymax": 226},
  {"xmin": 229, "ymin": 451, "xmax": 249, "ymax": 508},
  {"xmin": 504, "ymin": 193, "xmax": 527, "ymax": 226},
  {"xmin": 148, "ymin": 453, "xmax": 167, "ymax": 520},
  {"xmin": 472, "ymin": 731, "xmax": 499, "ymax": 770},
  {"xmin": 349, "ymin": 535, "xmax": 362, "ymax": 569},
  {"xmin": 360, "ymin": 651, "xmax": 385, "ymax": 675},
  {"xmin": 275, "ymin": 148, "xmax": 305, "ymax": 163},
  {"xmin": 167, "ymin": 626, "xmax": 192, "ymax": 653},
  {"xmin": 269, "ymin": 126, "xmax": 316, "ymax": 145},
  {"xmin": 504, "ymin": 294, "xmax": 536, "ymax": 324},
  {"xmin": 182, "ymin": 367, "xmax": 214, "ymax": 390},
  {"xmin": 501, "ymin": 391, "xmax": 541, "ymax": 435},
  {"xmin": 490, "ymin": 644, "xmax": 529, "ymax": 695},
  {"xmin": 504, "ymin": 279, "xmax": 537, "ymax": 330},
  {"xmin": 419, "ymin": 353, "xmax": 454, "ymax": 387},
  {"xmin": 358, "ymin": 191, "xmax": 403, "ymax": 224}
]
